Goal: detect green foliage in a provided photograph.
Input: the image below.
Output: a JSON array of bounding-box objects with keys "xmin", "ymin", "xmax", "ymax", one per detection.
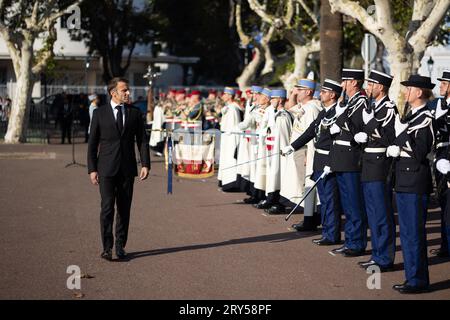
[{"xmin": 68, "ymin": 0, "xmax": 156, "ymax": 83}]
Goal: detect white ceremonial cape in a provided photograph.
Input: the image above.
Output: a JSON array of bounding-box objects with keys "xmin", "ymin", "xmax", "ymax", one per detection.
[
  {"xmin": 266, "ymin": 110, "xmax": 292, "ymax": 196},
  {"xmin": 218, "ymin": 102, "xmax": 242, "ymax": 190},
  {"xmin": 235, "ymin": 101, "xmax": 254, "ymax": 188},
  {"xmin": 149, "ymin": 104, "xmax": 165, "ymax": 147},
  {"xmin": 299, "ymin": 99, "xmax": 322, "ymax": 215}
]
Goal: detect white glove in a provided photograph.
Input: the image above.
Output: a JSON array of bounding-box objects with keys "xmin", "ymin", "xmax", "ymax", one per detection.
[
  {"xmin": 281, "ymin": 145, "xmax": 294, "ymax": 156},
  {"xmin": 362, "ymin": 109, "xmax": 374, "ymax": 125},
  {"xmin": 386, "ymin": 145, "xmax": 401, "ymax": 158},
  {"xmin": 323, "ymin": 165, "xmax": 332, "ymax": 175},
  {"xmin": 330, "ymin": 123, "xmax": 341, "ymax": 135},
  {"xmin": 354, "ymin": 132, "xmax": 368, "ymax": 144},
  {"xmin": 335, "ymin": 103, "xmax": 347, "ymax": 117},
  {"xmin": 436, "ymin": 159, "xmax": 450, "ymax": 175},
  {"xmin": 394, "ymin": 114, "xmax": 408, "ymax": 137},
  {"xmin": 435, "ymin": 99, "xmax": 448, "ymax": 120}
]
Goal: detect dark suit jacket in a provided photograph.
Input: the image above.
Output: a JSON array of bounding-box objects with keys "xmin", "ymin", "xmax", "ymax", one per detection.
[{"xmin": 87, "ymin": 103, "xmax": 150, "ymax": 177}]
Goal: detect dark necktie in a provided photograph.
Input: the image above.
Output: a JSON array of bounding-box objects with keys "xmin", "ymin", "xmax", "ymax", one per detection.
[{"xmin": 116, "ymin": 105, "xmax": 123, "ymax": 133}]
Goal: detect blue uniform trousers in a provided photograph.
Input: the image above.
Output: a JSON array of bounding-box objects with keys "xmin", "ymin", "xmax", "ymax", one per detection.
[
  {"xmin": 336, "ymin": 172, "xmax": 367, "ymax": 251},
  {"xmin": 396, "ymin": 192, "xmax": 430, "ymax": 288},
  {"xmin": 314, "ymin": 171, "xmax": 341, "ymax": 242},
  {"xmin": 362, "ymin": 181, "xmax": 396, "ymax": 266},
  {"xmin": 443, "ymin": 189, "xmax": 450, "ymax": 253},
  {"xmin": 434, "ymin": 169, "xmax": 449, "ymax": 254}
]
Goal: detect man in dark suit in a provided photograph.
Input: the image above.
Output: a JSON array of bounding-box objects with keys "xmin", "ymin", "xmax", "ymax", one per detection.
[{"xmin": 87, "ymin": 77, "xmax": 150, "ymax": 261}]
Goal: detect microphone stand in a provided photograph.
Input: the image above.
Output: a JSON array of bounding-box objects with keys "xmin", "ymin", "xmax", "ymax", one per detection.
[{"xmin": 65, "ymin": 103, "xmax": 86, "ymax": 168}]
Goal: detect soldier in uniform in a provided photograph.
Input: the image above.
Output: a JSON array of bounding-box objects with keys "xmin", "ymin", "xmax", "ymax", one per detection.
[
  {"xmin": 252, "ymin": 88, "xmax": 272, "ymax": 208},
  {"xmin": 282, "ymin": 79, "xmax": 342, "ymax": 243},
  {"xmin": 353, "ymin": 70, "xmax": 397, "ymax": 271},
  {"xmin": 252, "ymin": 89, "xmax": 287, "ymax": 211},
  {"xmin": 431, "ymin": 70, "xmax": 450, "ymax": 258},
  {"xmin": 281, "ymin": 79, "xmax": 321, "ymax": 231},
  {"xmin": 203, "ymin": 89, "xmax": 219, "ymax": 130},
  {"xmin": 328, "ymin": 69, "xmax": 368, "ymax": 257},
  {"xmin": 185, "ymin": 90, "xmax": 203, "ymax": 127},
  {"xmin": 266, "ymin": 89, "xmax": 293, "ymax": 214},
  {"xmin": 238, "ymin": 86, "xmax": 264, "ymax": 204},
  {"xmin": 217, "ymin": 87, "xmax": 242, "ymax": 191},
  {"xmin": 387, "ymin": 74, "xmax": 435, "ymax": 294}
]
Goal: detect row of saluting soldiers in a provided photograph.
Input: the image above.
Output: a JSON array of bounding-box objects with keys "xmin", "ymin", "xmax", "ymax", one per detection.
[{"xmin": 216, "ymin": 69, "xmax": 450, "ymax": 294}]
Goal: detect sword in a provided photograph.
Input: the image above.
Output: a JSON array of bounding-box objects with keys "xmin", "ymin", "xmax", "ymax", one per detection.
[
  {"xmin": 285, "ymin": 169, "xmax": 331, "ymax": 221},
  {"xmin": 221, "ymin": 152, "xmax": 280, "ymax": 170}
]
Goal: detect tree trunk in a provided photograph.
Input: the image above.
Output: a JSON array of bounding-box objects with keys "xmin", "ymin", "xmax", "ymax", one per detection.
[
  {"xmin": 384, "ymin": 41, "xmax": 413, "ymax": 114},
  {"xmin": 261, "ymin": 41, "xmax": 274, "ymax": 75},
  {"xmin": 319, "ymin": 0, "xmax": 343, "ymax": 83},
  {"xmin": 4, "ymin": 45, "xmax": 34, "ymax": 144},
  {"xmin": 236, "ymin": 47, "xmax": 264, "ymax": 89},
  {"xmin": 281, "ymin": 44, "xmax": 309, "ymax": 91}
]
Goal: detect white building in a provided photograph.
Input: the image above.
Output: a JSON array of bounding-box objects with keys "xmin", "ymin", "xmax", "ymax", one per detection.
[{"xmin": 418, "ymin": 45, "xmax": 450, "ymax": 96}]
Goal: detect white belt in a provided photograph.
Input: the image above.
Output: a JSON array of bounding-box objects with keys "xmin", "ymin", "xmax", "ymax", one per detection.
[
  {"xmin": 364, "ymin": 147, "xmax": 387, "ymax": 153},
  {"xmin": 334, "ymin": 140, "xmax": 351, "ymax": 146},
  {"xmin": 400, "ymin": 151, "xmax": 411, "ymax": 158},
  {"xmin": 436, "ymin": 142, "xmax": 450, "ymax": 148},
  {"xmin": 315, "ymin": 148, "xmax": 330, "ymax": 155}
]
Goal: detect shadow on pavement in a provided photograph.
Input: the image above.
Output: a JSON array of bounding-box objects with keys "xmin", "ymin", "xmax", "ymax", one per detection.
[{"xmin": 127, "ymin": 231, "xmax": 319, "ymax": 260}]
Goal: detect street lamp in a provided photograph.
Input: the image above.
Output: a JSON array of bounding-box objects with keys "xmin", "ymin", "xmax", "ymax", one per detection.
[{"xmin": 427, "ymin": 56, "xmax": 434, "ymax": 78}]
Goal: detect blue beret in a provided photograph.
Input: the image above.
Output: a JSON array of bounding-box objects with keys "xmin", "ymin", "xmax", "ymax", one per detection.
[
  {"xmin": 295, "ymin": 79, "xmax": 316, "ymax": 90},
  {"xmin": 270, "ymin": 89, "xmax": 287, "ymax": 99},
  {"xmin": 251, "ymin": 85, "xmax": 263, "ymax": 93},
  {"xmin": 261, "ymin": 88, "xmax": 272, "ymax": 98},
  {"xmin": 224, "ymin": 87, "xmax": 236, "ymax": 95}
]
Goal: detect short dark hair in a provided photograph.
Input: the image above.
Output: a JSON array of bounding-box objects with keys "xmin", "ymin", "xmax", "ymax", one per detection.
[
  {"xmin": 419, "ymin": 88, "xmax": 433, "ymax": 100},
  {"xmin": 108, "ymin": 77, "xmax": 129, "ymax": 96}
]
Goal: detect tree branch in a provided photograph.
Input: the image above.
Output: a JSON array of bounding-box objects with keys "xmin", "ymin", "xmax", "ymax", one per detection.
[
  {"xmin": 235, "ymin": 0, "xmax": 252, "ymax": 46},
  {"xmin": 374, "ymin": 0, "xmax": 394, "ymax": 36},
  {"xmin": 408, "ymin": 0, "xmax": 450, "ymax": 51},
  {"xmin": 247, "ymin": 0, "xmax": 275, "ymax": 25},
  {"xmin": 295, "ymin": 0, "xmax": 318, "ymax": 25},
  {"xmin": 37, "ymin": 0, "xmax": 84, "ymax": 31},
  {"xmin": 412, "ymin": 0, "xmax": 435, "ymax": 21},
  {"xmin": 328, "ymin": 0, "xmax": 381, "ymax": 38},
  {"xmin": 31, "ymin": 26, "xmax": 56, "ymax": 75},
  {"xmin": 283, "ymin": 0, "xmax": 294, "ymax": 26}
]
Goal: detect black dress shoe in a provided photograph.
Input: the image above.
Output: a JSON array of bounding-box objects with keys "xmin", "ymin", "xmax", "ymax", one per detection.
[
  {"xmin": 101, "ymin": 250, "xmax": 112, "ymax": 261},
  {"xmin": 243, "ymin": 196, "xmax": 259, "ymax": 204},
  {"xmin": 343, "ymin": 248, "xmax": 366, "ymax": 257},
  {"xmin": 254, "ymin": 200, "xmax": 272, "ymax": 209},
  {"xmin": 265, "ymin": 205, "xmax": 286, "ymax": 214},
  {"xmin": 430, "ymin": 248, "xmax": 450, "ymax": 257},
  {"xmin": 314, "ymin": 238, "xmax": 338, "ymax": 246},
  {"xmin": 393, "ymin": 282, "xmax": 429, "ymax": 294},
  {"xmin": 292, "ymin": 216, "xmax": 317, "ymax": 232},
  {"xmin": 312, "ymin": 237, "xmax": 325, "ymax": 244},
  {"xmin": 331, "ymin": 246, "xmax": 348, "ymax": 255},
  {"xmin": 116, "ymin": 247, "xmax": 127, "ymax": 259},
  {"xmin": 358, "ymin": 259, "xmax": 376, "ymax": 268}
]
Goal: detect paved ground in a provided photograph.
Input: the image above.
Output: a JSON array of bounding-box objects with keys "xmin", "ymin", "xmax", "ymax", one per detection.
[{"xmin": 0, "ymin": 142, "xmax": 449, "ymax": 300}]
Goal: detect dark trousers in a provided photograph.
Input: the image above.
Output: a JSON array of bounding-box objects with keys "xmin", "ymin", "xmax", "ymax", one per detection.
[
  {"xmin": 314, "ymin": 171, "xmax": 341, "ymax": 242},
  {"xmin": 61, "ymin": 119, "xmax": 72, "ymax": 143},
  {"xmin": 435, "ymin": 168, "xmax": 449, "ymax": 253},
  {"xmin": 396, "ymin": 192, "xmax": 429, "ymax": 287},
  {"xmin": 362, "ymin": 181, "xmax": 396, "ymax": 266},
  {"xmin": 99, "ymin": 173, "xmax": 135, "ymax": 251},
  {"xmin": 336, "ymin": 172, "xmax": 367, "ymax": 251}
]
